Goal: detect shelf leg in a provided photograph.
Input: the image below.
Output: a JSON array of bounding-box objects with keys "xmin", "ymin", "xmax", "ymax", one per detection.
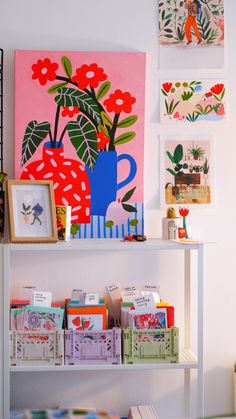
[
  {"xmin": 3, "ymin": 245, "xmax": 10, "ymax": 419},
  {"xmin": 197, "ymin": 244, "xmax": 204, "ymax": 419},
  {"xmin": 184, "ymin": 250, "xmax": 191, "ymax": 418}
]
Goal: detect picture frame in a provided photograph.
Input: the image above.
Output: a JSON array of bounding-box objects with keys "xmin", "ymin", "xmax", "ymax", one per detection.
[
  {"xmin": 160, "ymin": 135, "xmax": 215, "ymax": 208},
  {"xmin": 7, "ymin": 180, "xmax": 58, "ymax": 243}
]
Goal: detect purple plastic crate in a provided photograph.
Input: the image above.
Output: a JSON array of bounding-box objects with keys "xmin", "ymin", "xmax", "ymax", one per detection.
[{"xmin": 64, "ymin": 328, "xmax": 121, "ymax": 365}]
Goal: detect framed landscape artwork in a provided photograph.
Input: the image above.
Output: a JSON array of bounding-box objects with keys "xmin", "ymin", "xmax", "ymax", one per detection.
[
  {"xmin": 158, "ymin": 0, "xmax": 224, "ymax": 69},
  {"xmin": 160, "ymin": 80, "xmax": 226, "ymax": 124},
  {"xmin": 160, "ymin": 136, "xmax": 215, "ymax": 207},
  {"xmin": 14, "ymin": 50, "xmax": 146, "ymax": 239}
]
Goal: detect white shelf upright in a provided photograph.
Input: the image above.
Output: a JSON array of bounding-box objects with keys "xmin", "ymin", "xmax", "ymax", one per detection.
[{"xmin": 0, "ymin": 239, "xmax": 205, "ymax": 419}]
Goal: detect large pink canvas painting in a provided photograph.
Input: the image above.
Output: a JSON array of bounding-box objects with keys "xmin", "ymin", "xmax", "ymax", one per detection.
[{"xmin": 15, "ymin": 51, "xmax": 146, "ymax": 239}]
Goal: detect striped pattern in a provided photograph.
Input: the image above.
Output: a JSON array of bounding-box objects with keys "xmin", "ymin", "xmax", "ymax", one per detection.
[{"xmin": 72, "ymin": 203, "xmax": 144, "ymax": 239}]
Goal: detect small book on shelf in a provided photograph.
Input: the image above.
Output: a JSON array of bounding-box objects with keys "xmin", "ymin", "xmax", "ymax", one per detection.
[
  {"xmin": 128, "ymin": 405, "xmax": 158, "ymax": 418},
  {"xmin": 56, "ymin": 205, "xmax": 71, "ymax": 241}
]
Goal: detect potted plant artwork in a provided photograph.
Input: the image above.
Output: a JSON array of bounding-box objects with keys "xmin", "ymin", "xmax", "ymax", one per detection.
[
  {"xmin": 20, "ymin": 55, "xmax": 139, "ymax": 227},
  {"xmin": 166, "ymin": 144, "xmax": 200, "ymax": 198},
  {"xmin": 164, "ymin": 139, "xmax": 212, "ymax": 205},
  {"xmin": 187, "ymin": 145, "xmax": 205, "ymax": 160}
]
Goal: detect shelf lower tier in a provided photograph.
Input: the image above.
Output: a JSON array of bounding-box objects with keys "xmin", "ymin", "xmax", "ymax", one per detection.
[{"xmin": 10, "ymin": 349, "xmax": 197, "ymax": 372}]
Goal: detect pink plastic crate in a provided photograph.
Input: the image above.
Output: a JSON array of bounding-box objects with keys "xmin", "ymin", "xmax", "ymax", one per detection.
[
  {"xmin": 10, "ymin": 330, "xmax": 64, "ymax": 366},
  {"xmin": 64, "ymin": 328, "xmax": 121, "ymax": 365}
]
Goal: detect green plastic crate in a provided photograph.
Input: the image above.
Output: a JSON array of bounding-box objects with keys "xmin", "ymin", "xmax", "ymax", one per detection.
[{"xmin": 123, "ymin": 327, "xmax": 179, "ymax": 364}]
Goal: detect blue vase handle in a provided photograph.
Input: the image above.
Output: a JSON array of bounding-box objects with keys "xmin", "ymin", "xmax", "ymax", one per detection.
[{"xmin": 117, "ymin": 154, "xmax": 137, "ymax": 191}]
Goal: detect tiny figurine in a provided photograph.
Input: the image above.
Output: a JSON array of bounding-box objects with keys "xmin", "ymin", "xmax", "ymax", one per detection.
[{"xmin": 162, "ymin": 207, "xmax": 181, "ymax": 240}]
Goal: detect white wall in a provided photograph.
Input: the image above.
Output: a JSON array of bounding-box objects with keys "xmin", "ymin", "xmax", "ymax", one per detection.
[{"xmin": 1, "ymin": 0, "xmax": 236, "ymax": 418}]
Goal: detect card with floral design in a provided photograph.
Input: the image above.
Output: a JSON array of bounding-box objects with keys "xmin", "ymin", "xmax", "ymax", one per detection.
[
  {"xmin": 160, "ymin": 79, "xmax": 226, "ymax": 123},
  {"xmin": 130, "ymin": 308, "xmax": 168, "ymax": 329}
]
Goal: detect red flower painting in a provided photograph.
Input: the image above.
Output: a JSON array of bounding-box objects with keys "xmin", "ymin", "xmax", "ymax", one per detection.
[
  {"xmin": 210, "ymin": 83, "xmax": 224, "ymax": 95},
  {"xmin": 97, "ymin": 131, "xmax": 110, "ymax": 150},
  {"xmin": 32, "ymin": 58, "xmax": 58, "ymax": 86},
  {"xmin": 103, "ymin": 89, "xmax": 136, "ymax": 114},
  {"xmin": 162, "ymin": 82, "xmax": 172, "ymax": 93},
  {"xmin": 61, "ymin": 106, "xmax": 80, "ymax": 118},
  {"xmin": 71, "ymin": 63, "xmax": 107, "ymax": 90}
]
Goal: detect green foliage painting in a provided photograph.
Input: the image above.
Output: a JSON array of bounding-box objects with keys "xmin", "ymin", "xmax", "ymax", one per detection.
[{"xmin": 159, "ymin": 0, "xmax": 224, "ymax": 46}]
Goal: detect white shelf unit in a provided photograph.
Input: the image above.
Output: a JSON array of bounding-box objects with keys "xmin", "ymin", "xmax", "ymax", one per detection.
[{"xmin": 0, "ymin": 239, "xmax": 204, "ymax": 419}]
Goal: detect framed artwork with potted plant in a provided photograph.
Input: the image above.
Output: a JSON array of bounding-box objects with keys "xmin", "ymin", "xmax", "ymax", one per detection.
[
  {"xmin": 158, "ymin": 0, "xmax": 224, "ymax": 69},
  {"xmin": 14, "ymin": 50, "xmax": 146, "ymax": 239},
  {"xmin": 160, "ymin": 79, "xmax": 226, "ymax": 123},
  {"xmin": 160, "ymin": 136, "xmax": 215, "ymax": 207},
  {"xmin": 7, "ymin": 180, "xmax": 58, "ymax": 243}
]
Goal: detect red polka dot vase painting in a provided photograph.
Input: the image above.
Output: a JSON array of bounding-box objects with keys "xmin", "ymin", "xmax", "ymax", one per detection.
[{"xmin": 15, "ymin": 51, "xmax": 146, "ymax": 238}]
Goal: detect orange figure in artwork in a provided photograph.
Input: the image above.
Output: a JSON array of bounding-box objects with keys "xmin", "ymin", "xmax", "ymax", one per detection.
[{"xmin": 184, "ymin": 0, "xmax": 203, "ymax": 45}]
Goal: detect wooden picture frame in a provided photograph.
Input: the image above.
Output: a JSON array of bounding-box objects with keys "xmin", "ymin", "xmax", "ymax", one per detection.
[{"xmin": 7, "ymin": 180, "xmax": 58, "ymax": 243}]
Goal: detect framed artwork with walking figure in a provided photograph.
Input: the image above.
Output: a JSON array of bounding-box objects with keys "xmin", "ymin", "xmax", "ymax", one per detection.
[
  {"xmin": 7, "ymin": 180, "xmax": 58, "ymax": 243},
  {"xmin": 158, "ymin": 0, "xmax": 224, "ymax": 69}
]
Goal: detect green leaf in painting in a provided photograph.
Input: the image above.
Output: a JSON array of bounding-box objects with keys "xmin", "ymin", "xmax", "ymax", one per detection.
[
  {"xmin": 130, "ymin": 219, "xmax": 138, "ymax": 226},
  {"xmin": 166, "ymin": 151, "xmax": 174, "ymax": 163},
  {"xmin": 55, "ymin": 88, "xmax": 101, "ymax": 125},
  {"xmin": 220, "ymin": 88, "xmax": 225, "ymax": 101},
  {"xmin": 66, "ymin": 115, "xmax": 98, "ymax": 171},
  {"xmin": 161, "ymin": 88, "xmax": 168, "ymax": 97},
  {"xmin": 117, "ymin": 115, "xmax": 138, "ymax": 128},
  {"xmin": 121, "ymin": 186, "xmax": 136, "ymax": 203},
  {"xmin": 105, "ymin": 220, "xmax": 114, "ymax": 228},
  {"xmin": 166, "ymin": 168, "xmax": 176, "ymax": 176},
  {"xmin": 101, "ymin": 111, "xmax": 113, "ymax": 128},
  {"xmin": 173, "ymin": 144, "xmax": 183, "ymax": 164},
  {"xmin": 122, "ymin": 203, "xmax": 137, "ymax": 213},
  {"xmin": 47, "ymin": 82, "xmax": 68, "ymax": 94},
  {"xmin": 21, "ymin": 120, "xmax": 50, "ymax": 166},
  {"xmin": 98, "ymin": 123, "xmax": 109, "ymax": 136},
  {"xmin": 96, "ymin": 81, "xmax": 111, "ymax": 101},
  {"xmin": 61, "ymin": 56, "xmax": 72, "ymax": 78},
  {"xmin": 113, "ymin": 132, "xmax": 135, "ymax": 146},
  {"xmin": 164, "ymin": 19, "xmax": 171, "ymax": 28}
]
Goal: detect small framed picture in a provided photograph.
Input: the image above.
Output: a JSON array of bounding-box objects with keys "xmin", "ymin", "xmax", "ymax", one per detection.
[
  {"xmin": 7, "ymin": 180, "xmax": 58, "ymax": 243},
  {"xmin": 160, "ymin": 135, "xmax": 215, "ymax": 208}
]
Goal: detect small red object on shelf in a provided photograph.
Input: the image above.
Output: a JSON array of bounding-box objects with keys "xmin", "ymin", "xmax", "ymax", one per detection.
[{"xmin": 124, "ymin": 234, "xmax": 147, "ymax": 242}]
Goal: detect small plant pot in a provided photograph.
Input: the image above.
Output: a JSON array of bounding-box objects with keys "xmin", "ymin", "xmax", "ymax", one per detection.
[{"xmin": 162, "ymin": 217, "xmax": 181, "ymax": 240}]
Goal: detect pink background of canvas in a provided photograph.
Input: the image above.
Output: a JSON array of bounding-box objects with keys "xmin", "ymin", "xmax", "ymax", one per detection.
[{"xmin": 14, "ymin": 50, "xmax": 146, "ymax": 202}]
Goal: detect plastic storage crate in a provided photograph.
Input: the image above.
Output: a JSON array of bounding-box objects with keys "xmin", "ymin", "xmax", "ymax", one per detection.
[
  {"xmin": 64, "ymin": 328, "xmax": 121, "ymax": 365},
  {"xmin": 123, "ymin": 327, "xmax": 179, "ymax": 364},
  {"xmin": 10, "ymin": 330, "xmax": 64, "ymax": 366}
]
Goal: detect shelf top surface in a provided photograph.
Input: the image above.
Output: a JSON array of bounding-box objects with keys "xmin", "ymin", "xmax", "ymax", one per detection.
[{"xmin": 1, "ymin": 238, "xmax": 205, "ymax": 252}]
